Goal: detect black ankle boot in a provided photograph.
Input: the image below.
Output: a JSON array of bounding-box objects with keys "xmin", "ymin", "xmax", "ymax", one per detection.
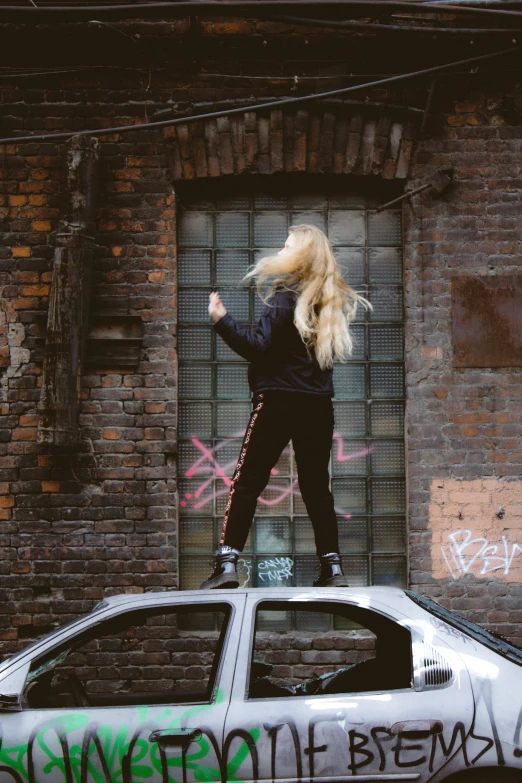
[
  {"xmin": 313, "ymin": 553, "xmax": 348, "ymax": 587},
  {"xmin": 200, "ymin": 549, "xmax": 240, "ymax": 589}
]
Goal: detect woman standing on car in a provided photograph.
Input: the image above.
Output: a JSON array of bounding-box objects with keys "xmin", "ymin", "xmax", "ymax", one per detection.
[{"xmin": 200, "ymin": 224, "xmax": 370, "ymax": 590}]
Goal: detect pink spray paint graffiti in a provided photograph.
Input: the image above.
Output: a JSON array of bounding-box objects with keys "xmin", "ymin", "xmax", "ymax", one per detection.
[{"xmin": 181, "ymin": 434, "xmax": 372, "ymax": 518}]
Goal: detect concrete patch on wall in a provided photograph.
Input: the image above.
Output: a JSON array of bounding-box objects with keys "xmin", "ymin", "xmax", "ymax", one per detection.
[
  {"xmin": 429, "ymin": 479, "xmax": 522, "ymax": 581},
  {"xmin": 0, "ymin": 296, "xmax": 29, "ymax": 400}
]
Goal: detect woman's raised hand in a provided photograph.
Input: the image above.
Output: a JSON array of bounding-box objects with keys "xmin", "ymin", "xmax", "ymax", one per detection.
[{"xmin": 208, "ymin": 291, "xmax": 227, "ymax": 323}]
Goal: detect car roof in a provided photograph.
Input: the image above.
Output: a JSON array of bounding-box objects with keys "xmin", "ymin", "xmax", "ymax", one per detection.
[{"xmin": 98, "ymin": 586, "xmax": 407, "ymax": 607}]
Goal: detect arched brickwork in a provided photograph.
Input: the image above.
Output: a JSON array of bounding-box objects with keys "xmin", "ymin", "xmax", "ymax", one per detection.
[{"xmin": 164, "ymin": 108, "xmax": 416, "ymax": 182}]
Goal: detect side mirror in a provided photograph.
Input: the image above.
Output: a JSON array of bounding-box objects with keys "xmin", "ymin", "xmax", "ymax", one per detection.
[{"xmin": 0, "ymin": 693, "xmax": 21, "ymax": 712}]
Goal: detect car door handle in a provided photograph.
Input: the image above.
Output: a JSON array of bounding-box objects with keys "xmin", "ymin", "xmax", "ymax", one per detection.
[
  {"xmin": 391, "ymin": 720, "xmax": 443, "ymax": 737},
  {"xmin": 149, "ymin": 729, "xmax": 202, "ymax": 748}
]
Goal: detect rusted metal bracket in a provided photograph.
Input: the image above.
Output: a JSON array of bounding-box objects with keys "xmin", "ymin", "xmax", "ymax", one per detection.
[
  {"xmin": 420, "ymin": 78, "xmax": 437, "ymax": 135},
  {"xmin": 86, "ymin": 315, "xmax": 143, "ymax": 369},
  {"xmin": 376, "ymin": 167, "xmax": 453, "ymax": 212},
  {"xmin": 37, "ymin": 135, "xmax": 99, "ymax": 447},
  {"xmin": 56, "ymin": 222, "xmax": 96, "ymax": 245}
]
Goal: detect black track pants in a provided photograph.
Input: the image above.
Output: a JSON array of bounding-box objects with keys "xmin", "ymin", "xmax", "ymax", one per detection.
[{"xmin": 220, "ymin": 391, "xmax": 339, "ymax": 556}]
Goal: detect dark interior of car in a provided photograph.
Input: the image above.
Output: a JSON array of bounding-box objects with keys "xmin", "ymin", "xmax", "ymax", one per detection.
[
  {"xmin": 23, "ymin": 600, "xmax": 412, "ymax": 709},
  {"xmin": 24, "ymin": 604, "xmax": 230, "ymax": 710},
  {"xmin": 248, "ymin": 601, "xmax": 412, "ymax": 699}
]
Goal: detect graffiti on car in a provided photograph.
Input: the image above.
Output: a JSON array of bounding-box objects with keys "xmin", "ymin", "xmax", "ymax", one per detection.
[
  {"xmin": 0, "ymin": 697, "xmax": 261, "ymax": 783},
  {"xmin": 429, "ymin": 617, "xmax": 476, "ymax": 647},
  {"xmin": 0, "ymin": 704, "xmax": 508, "ymax": 783}
]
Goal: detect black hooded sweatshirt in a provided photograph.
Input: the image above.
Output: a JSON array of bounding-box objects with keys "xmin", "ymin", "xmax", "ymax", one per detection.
[{"xmin": 214, "ymin": 288, "xmax": 334, "ymax": 397}]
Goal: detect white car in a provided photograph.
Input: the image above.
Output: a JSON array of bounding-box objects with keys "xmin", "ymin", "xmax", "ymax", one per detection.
[{"xmin": 0, "ymin": 587, "xmax": 520, "ymax": 783}]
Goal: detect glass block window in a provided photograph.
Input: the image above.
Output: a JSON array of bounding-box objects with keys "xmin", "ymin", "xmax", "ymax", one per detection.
[{"xmin": 177, "ymin": 179, "xmax": 406, "ymax": 591}]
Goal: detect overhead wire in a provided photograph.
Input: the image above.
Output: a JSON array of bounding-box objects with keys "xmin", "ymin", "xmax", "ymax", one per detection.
[
  {"xmin": 419, "ymin": 0, "xmax": 519, "ymax": 4},
  {"xmin": 0, "ymin": 66, "xmax": 146, "ymax": 79},
  {"xmin": 0, "ymin": 66, "xmax": 520, "ymax": 82},
  {"xmin": 87, "ymin": 19, "xmax": 140, "ymax": 43},
  {"xmin": 275, "ymin": 14, "xmax": 522, "ymax": 32},
  {"xmin": 1, "ymin": 1, "xmax": 522, "ymax": 19},
  {"xmin": 0, "ymin": 43, "xmax": 518, "ymax": 144}
]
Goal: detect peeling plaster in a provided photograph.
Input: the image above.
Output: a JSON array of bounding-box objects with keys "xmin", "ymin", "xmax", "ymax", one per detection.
[{"xmin": 0, "ymin": 296, "xmax": 30, "ymax": 399}]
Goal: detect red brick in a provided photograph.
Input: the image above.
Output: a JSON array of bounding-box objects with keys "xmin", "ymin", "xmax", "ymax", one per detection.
[
  {"xmin": 11, "ymin": 298, "xmax": 39, "ymax": 310},
  {"xmin": 41, "ymin": 481, "xmax": 60, "ymax": 492},
  {"xmin": 12, "ymin": 428, "xmax": 37, "ymax": 441},
  {"xmin": 103, "ymin": 429, "xmax": 122, "ymax": 440},
  {"xmin": 12, "ymin": 246, "xmax": 31, "ymax": 258},
  {"xmin": 31, "ymin": 220, "xmax": 52, "ymax": 231},
  {"xmin": 9, "ymin": 195, "xmax": 27, "ymax": 206},
  {"xmin": 21, "ymin": 285, "xmax": 50, "ymax": 297},
  {"xmin": 20, "ymin": 415, "xmax": 39, "ymax": 427}
]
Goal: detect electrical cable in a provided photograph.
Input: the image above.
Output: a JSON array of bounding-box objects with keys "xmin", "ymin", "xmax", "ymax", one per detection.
[
  {"xmin": 419, "ymin": 0, "xmax": 520, "ymax": 4},
  {"xmin": 0, "ymin": 65, "xmax": 152, "ymax": 79},
  {"xmin": 87, "ymin": 19, "xmax": 140, "ymax": 43},
  {"xmin": 1, "ymin": 1, "xmax": 522, "ymax": 20},
  {"xmin": 275, "ymin": 14, "xmax": 522, "ymax": 33},
  {"xmin": 0, "ymin": 11, "xmax": 518, "ymax": 37},
  {"xmin": 0, "ymin": 66, "xmax": 519, "ymax": 82},
  {"xmin": 0, "ymin": 43, "xmax": 518, "ymax": 144}
]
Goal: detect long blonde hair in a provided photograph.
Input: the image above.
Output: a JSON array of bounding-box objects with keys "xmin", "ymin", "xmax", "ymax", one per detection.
[{"xmin": 243, "ymin": 224, "xmax": 371, "ymax": 370}]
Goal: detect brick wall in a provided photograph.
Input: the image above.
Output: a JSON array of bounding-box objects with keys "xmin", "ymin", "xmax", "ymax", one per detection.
[
  {"xmin": 0, "ymin": 107, "xmax": 179, "ymax": 655},
  {"xmin": 255, "ymin": 630, "xmax": 375, "ymax": 686},
  {"xmin": 0, "ymin": 16, "xmax": 521, "ymax": 653},
  {"xmin": 404, "ymin": 76, "xmax": 522, "ymax": 641}
]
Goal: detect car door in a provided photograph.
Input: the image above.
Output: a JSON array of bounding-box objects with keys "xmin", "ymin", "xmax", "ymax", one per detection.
[
  {"xmin": 224, "ymin": 590, "xmax": 475, "ymax": 783},
  {"xmin": 0, "ymin": 593, "xmax": 246, "ymax": 783}
]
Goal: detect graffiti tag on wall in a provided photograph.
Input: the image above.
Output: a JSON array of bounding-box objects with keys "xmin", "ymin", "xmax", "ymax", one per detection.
[
  {"xmin": 182, "ymin": 433, "xmax": 371, "ymax": 519},
  {"xmin": 429, "ymin": 479, "xmax": 522, "ymax": 581},
  {"xmin": 440, "ymin": 529, "xmax": 522, "ymax": 580}
]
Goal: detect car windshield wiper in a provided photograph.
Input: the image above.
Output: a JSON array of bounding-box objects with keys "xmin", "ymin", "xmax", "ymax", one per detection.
[{"xmin": 484, "ymin": 627, "xmax": 522, "ymax": 649}]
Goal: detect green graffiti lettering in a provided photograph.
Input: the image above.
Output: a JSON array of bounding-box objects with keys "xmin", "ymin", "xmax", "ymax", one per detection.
[
  {"xmin": 0, "ymin": 744, "xmax": 29, "ymax": 782},
  {"xmin": 0, "ymin": 691, "xmax": 262, "ymax": 783}
]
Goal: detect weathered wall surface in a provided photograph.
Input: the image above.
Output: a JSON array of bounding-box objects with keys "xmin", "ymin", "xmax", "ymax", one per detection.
[
  {"xmin": 429, "ymin": 479, "xmax": 522, "ymax": 583},
  {"xmin": 0, "ymin": 93, "xmax": 179, "ymax": 655},
  {"xmin": 405, "ymin": 79, "xmax": 522, "ymax": 641},
  {"xmin": 0, "ymin": 16, "xmax": 521, "ymax": 651}
]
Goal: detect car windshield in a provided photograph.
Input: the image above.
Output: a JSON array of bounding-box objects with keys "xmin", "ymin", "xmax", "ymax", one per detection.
[{"xmin": 405, "ymin": 590, "xmax": 522, "ymax": 666}]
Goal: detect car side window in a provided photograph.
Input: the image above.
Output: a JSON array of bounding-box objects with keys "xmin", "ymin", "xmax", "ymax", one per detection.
[
  {"xmin": 23, "ymin": 603, "xmax": 230, "ymax": 710},
  {"xmin": 248, "ymin": 601, "xmax": 412, "ymax": 699}
]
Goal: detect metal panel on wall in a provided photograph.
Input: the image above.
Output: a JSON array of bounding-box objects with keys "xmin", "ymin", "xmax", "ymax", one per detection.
[
  {"xmin": 452, "ymin": 275, "xmax": 522, "ymax": 367},
  {"xmin": 177, "ymin": 181, "xmax": 406, "ymax": 591}
]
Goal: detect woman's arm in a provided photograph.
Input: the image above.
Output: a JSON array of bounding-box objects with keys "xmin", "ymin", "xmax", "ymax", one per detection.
[{"xmin": 210, "ymin": 290, "xmax": 294, "ymax": 363}]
